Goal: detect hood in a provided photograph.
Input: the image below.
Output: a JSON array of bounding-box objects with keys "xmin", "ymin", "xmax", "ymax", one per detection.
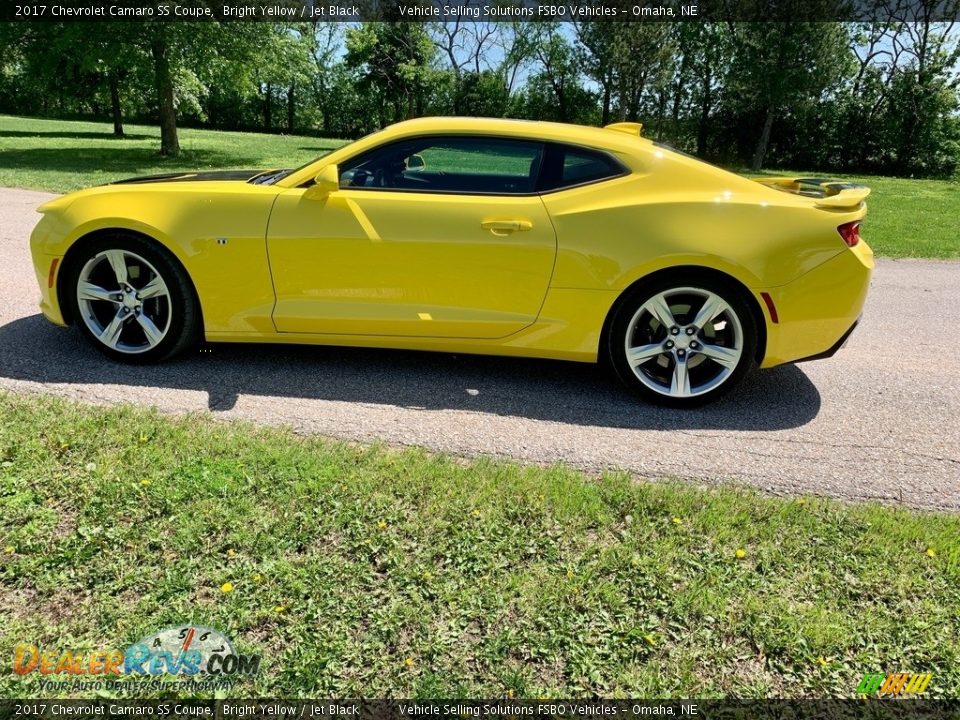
[
  {"xmin": 110, "ymin": 169, "xmax": 274, "ymax": 185},
  {"xmin": 37, "ymin": 168, "xmax": 286, "ymax": 214}
]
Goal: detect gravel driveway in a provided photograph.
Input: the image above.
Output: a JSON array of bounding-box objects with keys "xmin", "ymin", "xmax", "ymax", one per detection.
[{"xmin": 2, "ymin": 187, "xmax": 958, "ymax": 510}]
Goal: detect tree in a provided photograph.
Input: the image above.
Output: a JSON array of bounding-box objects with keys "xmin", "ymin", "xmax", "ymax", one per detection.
[
  {"xmin": 454, "ymin": 70, "xmax": 509, "ymax": 117},
  {"xmin": 526, "ymin": 26, "xmax": 589, "ymax": 122},
  {"xmin": 345, "ymin": 22, "xmax": 434, "ymax": 126},
  {"xmin": 725, "ymin": 22, "xmax": 851, "ymax": 170},
  {"xmin": 146, "ymin": 25, "xmax": 179, "ymax": 155},
  {"xmin": 674, "ymin": 23, "xmax": 733, "ymax": 156},
  {"xmin": 885, "ymin": 11, "xmax": 960, "ymax": 173},
  {"xmin": 574, "ymin": 23, "xmax": 674, "ymax": 125}
]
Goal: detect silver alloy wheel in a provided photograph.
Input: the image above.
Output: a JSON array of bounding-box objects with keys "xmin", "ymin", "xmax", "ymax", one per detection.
[
  {"xmin": 76, "ymin": 249, "xmax": 172, "ymax": 354},
  {"xmin": 624, "ymin": 286, "xmax": 744, "ymax": 399}
]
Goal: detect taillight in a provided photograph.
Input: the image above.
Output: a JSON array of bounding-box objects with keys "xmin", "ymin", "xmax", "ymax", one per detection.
[{"xmin": 837, "ymin": 221, "xmax": 861, "ymax": 248}]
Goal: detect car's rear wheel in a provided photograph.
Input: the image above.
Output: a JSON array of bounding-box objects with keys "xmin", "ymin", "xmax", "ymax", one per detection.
[
  {"xmin": 64, "ymin": 234, "xmax": 200, "ymax": 363},
  {"xmin": 608, "ymin": 277, "xmax": 757, "ymax": 407}
]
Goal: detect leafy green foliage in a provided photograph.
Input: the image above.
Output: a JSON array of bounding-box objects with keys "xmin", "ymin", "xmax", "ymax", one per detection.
[
  {"xmin": 0, "ymin": 21, "xmax": 957, "ymax": 176},
  {"xmin": 344, "ymin": 22, "xmax": 434, "ymax": 127}
]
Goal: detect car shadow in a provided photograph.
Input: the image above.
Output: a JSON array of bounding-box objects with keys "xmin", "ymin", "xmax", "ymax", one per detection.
[
  {"xmin": 0, "ymin": 130, "xmax": 154, "ymax": 141},
  {"xmin": 0, "ymin": 315, "xmax": 822, "ymax": 432},
  {"xmin": 0, "ymin": 147, "xmax": 272, "ymax": 177}
]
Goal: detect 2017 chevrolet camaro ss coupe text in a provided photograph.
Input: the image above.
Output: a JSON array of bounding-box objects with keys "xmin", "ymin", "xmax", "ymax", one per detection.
[{"xmin": 30, "ymin": 117, "xmax": 874, "ymax": 406}]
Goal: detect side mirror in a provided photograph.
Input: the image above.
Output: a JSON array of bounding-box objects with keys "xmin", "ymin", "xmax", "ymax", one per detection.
[
  {"xmin": 407, "ymin": 154, "xmax": 425, "ymax": 170},
  {"xmin": 306, "ymin": 164, "xmax": 339, "ymax": 199}
]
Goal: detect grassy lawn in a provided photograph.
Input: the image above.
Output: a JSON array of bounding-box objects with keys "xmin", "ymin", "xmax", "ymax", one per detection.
[
  {"xmin": 1, "ymin": 391, "xmax": 958, "ymax": 699},
  {"xmin": 751, "ymin": 168, "xmax": 960, "ymax": 260},
  {"xmin": 848, "ymin": 174, "xmax": 960, "ymax": 259},
  {"xmin": 0, "ymin": 115, "xmax": 347, "ymax": 193},
  {"xmin": 1, "ymin": 114, "xmax": 958, "ymax": 259}
]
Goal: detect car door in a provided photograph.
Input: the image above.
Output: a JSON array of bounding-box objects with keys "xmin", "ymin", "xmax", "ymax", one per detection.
[{"xmin": 265, "ymin": 135, "xmax": 557, "ymax": 339}]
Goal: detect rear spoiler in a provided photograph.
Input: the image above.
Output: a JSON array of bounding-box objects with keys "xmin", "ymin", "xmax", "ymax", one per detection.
[
  {"xmin": 754, "ymin": 177, "xmax": 870, "ymax": 209},
  {"xmin": 604, "ymin": 122, "xmax": 643, "ymax": 137}
]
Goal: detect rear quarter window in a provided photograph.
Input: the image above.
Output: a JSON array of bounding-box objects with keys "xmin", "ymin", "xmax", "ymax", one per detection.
[{"xmin": 538, "ymin": 144, "xmax": 627, "ymax": 192}]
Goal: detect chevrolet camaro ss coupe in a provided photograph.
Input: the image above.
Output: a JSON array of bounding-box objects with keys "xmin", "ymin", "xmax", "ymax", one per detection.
[{"xmin": 30, "ymin": 117, "xmax": 873, "ymax": 406}]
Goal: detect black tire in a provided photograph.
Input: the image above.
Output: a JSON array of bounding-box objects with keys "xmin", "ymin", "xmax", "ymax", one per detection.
[
  {"xmin": 607, "ymin": 274, "xmax": 757, "ymax": 408},
  {"xmin": 63, "ymin": 233, "xmax": 201, "ymax": 364}
]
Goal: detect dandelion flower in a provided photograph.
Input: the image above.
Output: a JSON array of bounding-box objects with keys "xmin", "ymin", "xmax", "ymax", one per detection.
[
  {"xmin": 735, "ymin": 548, "xmax": 747, "ymax": 559},
  {"xmin": 566, "ymin": 569, "xmax": 574, "ymax": 578},
  {"xmin": 273, "ymin": 605, "xmax": 286, "ymax": 613},
  {"xmin": 472, "ymin": 509, "xmax": 482, "ymax": 517},
  {"xmin": 926, "ymin": 547, "xmax": 936, "ymax": 558},
  {"xmin": 672, "ymin": 517, "xmax": 683, "ymax": 525},
  {"xmin": 227, "ymin": 548, "xmax": 236, "ymax": 557},
  {"xmin": 3, "ymin": 545, "xmax": 14, "ymax": 554},
  {"xmin": 377, "ymin": 520, "xmax": 387, "ymax": 529},
  {"xmin": 139, "ymin": 479, "xmax": 151, "ymax": 486},
  {"xmin": 404, "ymin": 657, "xmax": 414, "ymax": 668},
  {"xmin": 817, "ymin": 656, "xmax": 829, "ymax": 667},
  {"xmin": 252, "ymin": 574, "xmax": 263, "ymax": 584},
  {"xmin": 644, "ymin": 633, "xmax": 656, "ymax": 646},
  {"xmin": 220, "ymin": 582, "xmax": 234, "ymax": 594}
]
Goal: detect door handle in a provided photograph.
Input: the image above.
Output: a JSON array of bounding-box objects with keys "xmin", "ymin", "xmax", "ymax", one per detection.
[{"xmin": 481, "ymin": 219, "xmax": 533, "ymax": 236}]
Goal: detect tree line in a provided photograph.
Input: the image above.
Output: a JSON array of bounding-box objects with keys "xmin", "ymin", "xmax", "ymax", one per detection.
[{"xmin": 1, "ymin": 19, "xmax": 958, "ymax": 176}]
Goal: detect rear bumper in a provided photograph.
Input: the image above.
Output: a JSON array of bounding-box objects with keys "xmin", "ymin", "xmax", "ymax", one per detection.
[
  {"xmin": 758, "ymin": 241, "xmax": 873, "ymax": 368},
  {"xmin": 793, "ymin": 317, "xmax": 860, "ymax": 363}
]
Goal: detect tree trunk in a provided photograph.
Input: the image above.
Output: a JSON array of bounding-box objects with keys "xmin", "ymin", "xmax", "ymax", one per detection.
[
  {"xmin": 671, "ymin": 75, "xmax": 686, "ymax": 132},
  {"xmin": 553, "ymin": 80, "xmax": 567, "ymax": 122},
  {"xmin": 264, "ymin": 82, "xmax": 273, "ymax": 131},
  {"xmin": 696, "ymin": 75, "xmax": 712, "ymax": 157},
  {"xmin": 655, "ymin": 89, "xmax": 668, "ymax": 136},
  {"xmin": 750, "ymin": 107, "xmax": 775, "ymax": 171},
  {"xmin": 601, "ymin": 82, "xmax": 611, "ymax": 126},
  {"xmin": 109, "ymin": 70, "xmax": 124, "ymax": 137},
  {"xmin": 286, "ymin": 84, "xmax": 295, "ymax": 134},
  {"xmin": 151, "ymin": 33, "xmax": 179, "ymax": 157}
]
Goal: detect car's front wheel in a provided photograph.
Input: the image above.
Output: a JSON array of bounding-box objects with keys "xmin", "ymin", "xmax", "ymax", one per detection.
[
  {"xmin": 608, "ymin": 277, "xmax": 757, "ymax": 407},
  {"xmin": 64, "ymin": 234, "xmax": 200, "ymax": 363}
]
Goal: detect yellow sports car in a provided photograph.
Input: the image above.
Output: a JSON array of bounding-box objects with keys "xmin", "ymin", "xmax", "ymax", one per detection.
[{"xmin": 30, "ymin": 117, "xmax": 873, "ymax": 406}]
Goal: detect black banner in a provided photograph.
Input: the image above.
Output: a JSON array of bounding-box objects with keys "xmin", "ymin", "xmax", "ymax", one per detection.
[
  {"xmin": 1, "ymin": 701, "xmax": 960, "ymax": 720},
  {"xmin": 2, "ymin": 0, "xmax": 960, "ymax": 22}
]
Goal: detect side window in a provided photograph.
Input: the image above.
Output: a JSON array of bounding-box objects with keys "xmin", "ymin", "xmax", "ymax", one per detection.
[
  {"xmin": 339, "ymin": 136, "xmax": 544, "ymax": 195},
  {"xmin": 538, "ymin": 144, "xmax": 627, "ymax": 192}
]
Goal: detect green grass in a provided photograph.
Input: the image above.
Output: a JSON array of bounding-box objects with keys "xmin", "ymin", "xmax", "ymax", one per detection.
[
  {"xmin": 1, "ymin": 114, "xmax": 958, "ymax": 259},
  {"xmin": 751, "ymin": 169, "xmax": 960, "ymax": 259},
  {"xmin": 1, "ymin": 391, "xmax": 958, "ymax": 699},
  {"xmin": 0, "ymin": 115, "xmax": 347, "ymax": 193},
  {"xmin": 847, "ymin": 174, "xmax": 960, "ymax": 259}
]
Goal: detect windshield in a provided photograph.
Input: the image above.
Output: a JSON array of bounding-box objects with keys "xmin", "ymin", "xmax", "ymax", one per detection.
[
  {"xmin": 248, "ymin": 150, "xmax": 335, "ymax": 186},
  {"xmin": 249, "ymin": 129, "xmax": 386, "ymax": 186}
]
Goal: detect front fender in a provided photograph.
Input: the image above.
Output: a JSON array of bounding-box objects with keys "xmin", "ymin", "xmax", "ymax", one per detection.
[{"xmin": 34, "ymin": 183, "xmax": 282, "ymax": 334}]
